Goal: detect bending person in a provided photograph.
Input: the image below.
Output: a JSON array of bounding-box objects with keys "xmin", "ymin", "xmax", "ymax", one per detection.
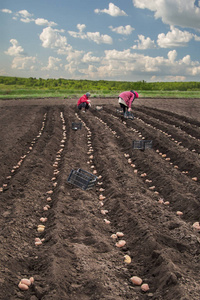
[{"xmin": 118, "ymin": 90, "xmax": 139, "ymax": 119}]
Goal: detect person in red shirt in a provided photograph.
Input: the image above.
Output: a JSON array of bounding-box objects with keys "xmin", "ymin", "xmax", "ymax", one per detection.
[
  {"xmin": 77, "ymin": 92, "xmax": 91, "ymax": 112},
  {"xmin": 118, "ymin": 90, "xmax": 139, "ymax": 119}
]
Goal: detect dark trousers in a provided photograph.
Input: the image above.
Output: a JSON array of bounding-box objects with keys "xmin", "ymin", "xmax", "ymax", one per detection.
[
  {"xmin": 120, "ymin": 103, "xmax": 128, "ymax": 113},
  {"xmin": 78, "ymin": 102, "xmax": 89, "ymax": 110}
]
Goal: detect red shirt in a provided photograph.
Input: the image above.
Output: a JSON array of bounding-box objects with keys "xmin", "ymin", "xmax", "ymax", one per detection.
[
  {"xmin": 119, "ymin": 91, "xmax": 135, "ymax": 108},
  {"xmin": 77, "ymin": 95, "xmax": 90, "ymax": 106}
]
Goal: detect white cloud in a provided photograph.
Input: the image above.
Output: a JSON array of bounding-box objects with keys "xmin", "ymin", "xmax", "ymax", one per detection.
[
  {"xmin": 40, "ymin": 27, "xmax": 68, "ymax": 49},
  {"xmin": 17, "ymin": 10, "xmax": 32, "ymax": 18},
  {"xmin": 5, "ymin": 39, "xmax": 25, "ymax": 56},
  {"xmin": 87, "ymin": 32, "xmax": 112, "ymax": 44},
  {"xmin": 3, "ymin": 8, "xmax": 58, "ymax": 27},
  {"xmin": 95, "ymin": 3, "xmax": 127, "ymax": 17},
  {"xmin": 35, "ymin": 18, "xmax": 57, "ymax": 27},
  {"xmin": 20, "ymin": 18, "xmax": 33, "ymax": 23},
  {"xmin": 11, "ymin": 56, "xmax": 36, "ymax": 70},
  {"xmin": 82, "ymin": 52, "xmax": 101, "ymax": 63},
  {"xmin": 57, "ymin": 45, "xmax": 73, "ymax": 55},
  {"xmin": 93, "ymin": 48, "xmax": 200, "ymax": 81},
  {"xmin": 68, "ymin": 24, "xmax": 113, "ymax": 44},
  {"xmin": 68, "ymin": 24, "xmax": 88, "ymax": 39},
  {"xmin": 109, "ymin": 25, "xmax": 134, "ymax": 35},
  {"xmin": 79, "ymin": 65, "xmax": 98, "ymax": 77},
  {"xmin": 103, "ymin": 49, "xmax": 136, "ymax": 61},
  {"xmin": 132, "ymin": 0, "xmax": 200, "ymax": 30},
  {"xmin": 194, "ymin": 34, "xmax": 200, "ymax": 41},
  {"xmin": 1, "ymin": 8, "xmax": 12, "ymax": 14},
  {"xmin": 64, "ymin": 62, "xmax": 81, "ymax": 76},
  {"xmin": 157, "ymin": 26, "xmax": 195, "ymax": 48},
  {"xmin": 191, "ymin": 65, "xmax": 200, "ymax": 75},
  {"xmin": 68, "ymin": 30, "xmax": 83, "ymax": 39},
  {"xmin": 5, "ymin": 38, "xmax": 37, "ymax": 72},
  {"xmin": 167, "ymin": 49, "xmax": 177, "ymax": 62},
  {"xmin": 16, "ymin": 9, "xmax": 34, "ymax": 23},
  {"xmin": 42, "ymin": 56, "xmax": 61, "ymax": 70},
  {"xmin": 182, "ymin": 55, "xmax": 191, "ymax": 65},
  {"xmin": 66, "ymin": 50, "xmax": 84, "ymax": 63},
  {"xmin": 132, "ymin": 35, "xmax": 156, "ymax": 49},
  {"xmin": 77, "ymin": 24, "xmax": 86, "ymax": 32}
]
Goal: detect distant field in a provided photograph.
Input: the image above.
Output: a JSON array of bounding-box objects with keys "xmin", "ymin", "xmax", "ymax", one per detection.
[
  {"xmin": 1, "ymin": 85, "xmax": 200, "ymax": 99},
  {"xmin": 1, "ymin": 76, "xmax": 200, "ymax": 99}
]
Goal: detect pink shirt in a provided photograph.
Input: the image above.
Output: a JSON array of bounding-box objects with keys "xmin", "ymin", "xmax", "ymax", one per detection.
[{"xmin": 119, "ymin": 91, "xmax": 135, "ymax": 108}]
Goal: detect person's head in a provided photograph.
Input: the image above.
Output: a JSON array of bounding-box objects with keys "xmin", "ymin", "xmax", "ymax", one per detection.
[
  {"xmin": 130, "ymin": 90, "xmax": 139, "ymax": 98},
  {"xmin": 86, "ymin": 92, "xmax": 90, "ymax": 98}
]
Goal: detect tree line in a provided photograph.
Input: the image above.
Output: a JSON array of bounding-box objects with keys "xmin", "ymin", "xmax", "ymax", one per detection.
[{"xmin": 0, "ymin": 76, "xmax": 200, "ymax": 91}]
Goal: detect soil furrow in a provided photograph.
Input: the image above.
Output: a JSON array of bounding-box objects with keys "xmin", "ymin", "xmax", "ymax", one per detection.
[
  {"xmin": 1, "ymin": 98, "xmax": 200, "ymax": 300},
  {"xmin": 136, "ymin": 106, "xmax": 200, "ymax": 129},
  {"xmin": 0, "ymin": 106, "xmax": 47, "ymax": 186},
  {"xmin": 111, "ymin": 108, "xmax": 200, "ymax": 178},
  {"xmin": 89, "ymin": 110, "xmax": 200, "ymax": 217},
  {"xmin": 79, "ymin": 110, "xmax": 200, "ymax": 300},
  {"xmin": 0, "ymin": 107, "xmax": 65, "ymax": 299}
]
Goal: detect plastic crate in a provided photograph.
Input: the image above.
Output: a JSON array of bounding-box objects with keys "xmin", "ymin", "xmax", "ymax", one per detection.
[
  {"xmin": 144, "ymin": 140, "xmax": 153, "ymax": 149},
  {"xmin": 72, "ymin": 122, "xmax": 82, "ymax": 130},
  {"xmin": 67, "ymin": 168, "xmax": 97, "ymax": 190},
  {"xmin": 132, "ymin": 140, "xmax": 153, "ymax": 150}
]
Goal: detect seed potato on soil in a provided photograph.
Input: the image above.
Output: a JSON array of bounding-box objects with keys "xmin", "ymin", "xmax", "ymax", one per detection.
[{"xmin": 0, "ymin": 97, "xmax": 200, "ymax": 300}]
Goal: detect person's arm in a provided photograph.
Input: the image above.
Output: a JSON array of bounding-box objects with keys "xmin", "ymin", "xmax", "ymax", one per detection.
[
  {"xmin": 85, "ymin": 98, "xmax": 90, "ymax": 105},
  {"xmin": 128, "ymin": 93, "xmax": 135, "ymax": 111}
]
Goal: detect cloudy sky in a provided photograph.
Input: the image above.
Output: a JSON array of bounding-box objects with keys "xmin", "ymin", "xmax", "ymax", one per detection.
[{"xmin": 1, "ymin": 0, "xmax": 200, "ymax": 82}]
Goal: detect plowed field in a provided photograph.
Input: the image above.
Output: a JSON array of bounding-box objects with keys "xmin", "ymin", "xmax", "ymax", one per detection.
[{"xmin": 0, "ymin": 97, "xmax": 200, "ymax": 300}]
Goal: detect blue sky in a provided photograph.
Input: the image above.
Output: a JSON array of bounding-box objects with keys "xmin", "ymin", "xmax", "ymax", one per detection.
[{"xmin": 1, "ymin": 0, "xmax": 200, "ymax": 82}]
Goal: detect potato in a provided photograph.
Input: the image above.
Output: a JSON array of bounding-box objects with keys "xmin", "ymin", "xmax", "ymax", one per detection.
[
  {"xmin": 176, "ymin": 211, "xmax": 183, "ymax": 216},
  {"xmin": 47, "ymin": 190, "xmax": 53, "ymax": 195},
  {"xmin": 29, "ymin": 277, "xmax": 34, "ymax": 284},
  {"xmin": 104, "ymin": 219, "xmax": 110, "ymax": 224},
  {"xmin": 21, "ymin": 278, "xmax": 31, "ymax": 286},
  {"xmin": 101, "ymin": 209, "xmax": 108, "ymax": 215},
  {"xmin": 116, "ymin": 232, "xmax": 124, "ymax": 237},
  {"xmin": 99, "ymin": 194, "xmax": 105, "ymax": 200},
  {"xmin": 192, "ymin": 177, "xmax": 198, "ymax": 182},
  {"xmin": 192, "ymin": 222, "xmax": 200, "ymax": 230},
  {"xmin": 37, "ymin": 225, "xmax": 45, "ymax": 232},
  {"xmin": 18, "ymin": 282, "xmax": 29, "ymax": 290},
  {"xmin": 141, "ymin": 283, "xmax": 149, "ymax": 292},
  {"xmin": 130, "ymin": 276, "xmax": 143, "ymax": 285},
  {"xmin": 124, "ymin": 255, "xmax": 131, "ymax": 264},
  {"xmin": 35, "ymin": 240, "xmax": 43, "ymax": 246},
  {"xmin": 111, "ymin": 234, "xmax": 118, "ymax": 239},
  {"xmin": 40, "ymin": 217, "xmax": 47, "ymax": 222},
  {"xmin": 115, "ymin": 240, "xmax": 126, "ymax": 247}
]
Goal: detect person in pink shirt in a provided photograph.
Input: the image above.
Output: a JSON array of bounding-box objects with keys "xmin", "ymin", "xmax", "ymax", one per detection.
[
  {"xmin": 118, "ymin": 90, "xmax": 139, "ymax": 119},
  {"xmin": 77, "ymin": 92, "xmax": 91, "ymax": 112}
]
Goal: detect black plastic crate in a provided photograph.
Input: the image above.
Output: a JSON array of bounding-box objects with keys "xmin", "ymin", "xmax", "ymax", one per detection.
[
  {"xmin": 72, "ymin": 122, "xmax": 82, "ymax": 130},
  {"xmin": 132, "ymin": 140, "xmax": 153, "ymax": 150},
  {"xmin": 67, "ymin": 168, "xmax": 97, "ymax": 190}
]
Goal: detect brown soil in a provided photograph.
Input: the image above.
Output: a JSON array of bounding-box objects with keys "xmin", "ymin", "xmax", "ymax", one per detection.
[{"xmin": 0, "ymin": 97, "xmax": 200, "ymax": 300}]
